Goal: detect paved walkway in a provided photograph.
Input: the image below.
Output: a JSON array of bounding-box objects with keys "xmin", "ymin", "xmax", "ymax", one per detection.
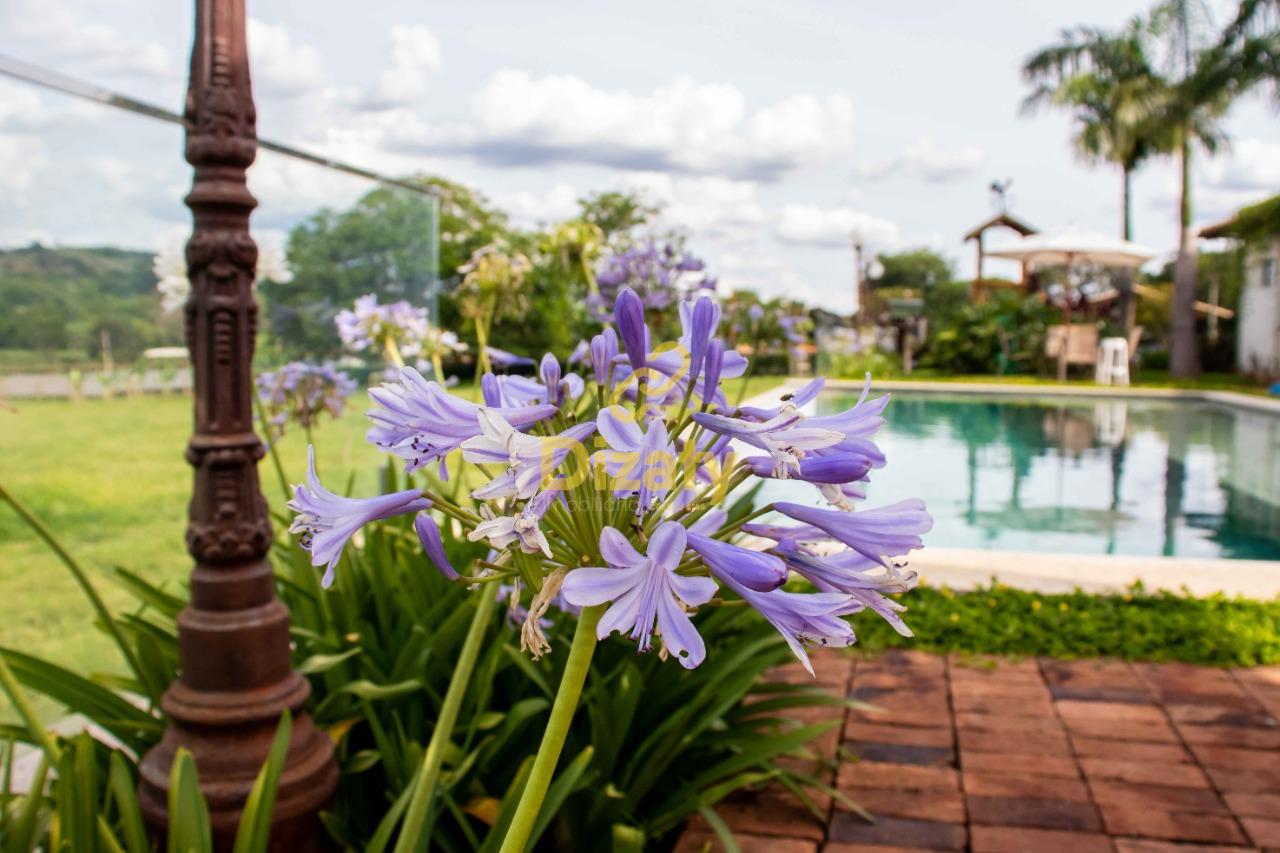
[{"xmin": 678, "ymin": 650, "xmax": 1280, "ymax": 852}]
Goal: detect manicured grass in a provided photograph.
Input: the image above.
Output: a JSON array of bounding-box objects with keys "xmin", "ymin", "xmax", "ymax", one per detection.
[{"xmin": 0, "ymin": 375, "xmax": 786, "ymax": 694}]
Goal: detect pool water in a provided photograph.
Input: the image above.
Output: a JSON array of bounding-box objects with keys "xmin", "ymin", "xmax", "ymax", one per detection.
[{"xmin": 756, "ymin": 391, "xmax": 1280, "ymax": 560}]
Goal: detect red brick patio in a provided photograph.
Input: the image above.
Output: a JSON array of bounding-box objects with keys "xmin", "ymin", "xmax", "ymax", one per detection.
[{"xmin": 678, "ymin": 650, "xmax": 1280, "ymax": 852}]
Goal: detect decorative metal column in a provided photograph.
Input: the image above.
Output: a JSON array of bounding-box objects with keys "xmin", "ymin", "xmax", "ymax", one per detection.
[{"xmin": 137, "ymin": 0, "xmax": 338, "ymax": 847}]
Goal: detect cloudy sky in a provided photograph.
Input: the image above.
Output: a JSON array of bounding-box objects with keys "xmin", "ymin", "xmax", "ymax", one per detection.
[{"xmin": 1, "ymin": 0, "xmax": 1276, "ymax": 311}]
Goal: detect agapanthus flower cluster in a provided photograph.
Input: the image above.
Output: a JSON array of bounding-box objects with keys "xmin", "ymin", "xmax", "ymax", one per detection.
[
  {"xmin": 335, "ymin": 294, "xmax": 433, "ymax": 361},
  {"xmin": 288, "ymin": 286, "xmax": 931, "ymax": 675},
  {"xmin": 257, "ymin": 361, "xmax": 357, "ymax": 439},
  {"xmin": 589, "ymin": 240, "xmax": 716, "ymax": 321}
]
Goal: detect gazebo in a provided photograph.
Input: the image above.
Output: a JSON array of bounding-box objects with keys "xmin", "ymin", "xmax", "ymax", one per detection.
[{"xmin": 962, "ymin": 212, "xmax": 1038, "ymax": 300}]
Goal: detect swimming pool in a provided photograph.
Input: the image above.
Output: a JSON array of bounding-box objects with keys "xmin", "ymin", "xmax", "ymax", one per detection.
[{"xmin": 755, "ymin": 389, "xmax": 1280, "ymax": 560}]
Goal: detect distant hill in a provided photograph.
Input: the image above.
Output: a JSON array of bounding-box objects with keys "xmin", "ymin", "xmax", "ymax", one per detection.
[{"xmin": 0, "ymin": 243, "xmax": 181, "ymax": 368}]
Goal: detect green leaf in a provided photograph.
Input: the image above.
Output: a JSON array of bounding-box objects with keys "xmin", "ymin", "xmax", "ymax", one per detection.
[
  {"xmin": 296, "ymin": 647, "xmax": 361, "ymax": 675},
  {"xmin": 107, "ymin": 752, "xmax": 150, "ymax": 853},
  {"xmin": 694, "ymin": 804, "xmax": 740, "ymax": 853},
  {"xmin": 232, "ymin": 710, "xmax": 292, "ymax": 853},
  {"xmin": 0, "ymin": 647, "xmax": 160, "ymax": 754},
  {"xmin": 166, "ymin": 749, "xmax": 212, "ymax": 853},
  {"xmin": 528, "ymin": 745, "xmax": 595, "ymax": 849}
]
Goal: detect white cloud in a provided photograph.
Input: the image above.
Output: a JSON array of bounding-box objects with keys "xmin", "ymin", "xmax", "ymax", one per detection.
[
  {"xmin": 490, "ymin": 182, "xmax": 581, "ymax": 226},
  {"xmin": 0, "ymin": 134, "xmax": 47, "ymax": 194},
  {"xmin": 617, "ymin": 172, "xmax": 766, "ymax": 236},
  {"xmin": 775, "ymin": 203, "xmax": 901, "ymax": 249},
  {"xmin": 360, "ymin": 25, "xmax": 442, "ymax": 109},
  {"xmin": 1201, "ymin": 138, "xmax": 1280, "ymax": 193},
  {"xmin": 857, "ymin": 136, "xmax": 986, "ymax": 183},
  {"xmin": 390, "ymin": 70, "xmax": 854, "ymax": 181},
  {"xmin": 248, "ymin": 19, "xmax": 326, "ymax": 99},
  {"xmin": 1148, "ymin": 137, "xmax": 1280, "ymax": 225},
  {"xmin": 3, "ymin": 0, "xmax": 173, "ymax": 79}
]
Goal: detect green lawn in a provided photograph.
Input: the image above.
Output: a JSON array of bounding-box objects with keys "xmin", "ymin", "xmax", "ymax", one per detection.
[{"xmin": 0, "ymin": 375, "xmax": 786, "ymax": 697}]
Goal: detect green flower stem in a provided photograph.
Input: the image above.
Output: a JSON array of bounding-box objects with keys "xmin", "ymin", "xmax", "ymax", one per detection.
[
  {"xmin": 253, "ymin": 394, "xmax": 292, "ymax": 502},
  {"xmin": 394, "ymin": 582, "xmax": 498, "ymax": 853},
  {"xmin": 0, "ymin": 651, "xmax": 61, "ymax": 762},
  {"xmin": 0, "ymin": 480, "xmax": 157, "ymax": 708},
  {"xmin": 734, "ymin": 338, "xmax": 761, "ymax": 407},
  {"xmin": 499, "ymin": 604, "xmax": 604, "ymax": 853},
  {"xmin": 384, "ymin": 337, "xmax": 406, "ymax": 369}
]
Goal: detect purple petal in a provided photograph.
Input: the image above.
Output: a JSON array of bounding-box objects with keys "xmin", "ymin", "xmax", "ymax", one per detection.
[
  {"xmin": 597, "ymin": 405, "xmax": 644, "ymax": 451},
  {"xmin": 414, "ymin": 513, "xmax": 459, "ymax": 580},
  {"xmin": 599, "ymin": 526, "xmax": 646, "ymax": 568},
  {"xmin": 615, "ymin": 287, "xmax": 649, "ymax": 371},
  {"xmin": 561, "ymin": 564, "xmax": 645, "ymax": 606},
  {"xmin": 656, "ymin": 591, "xmax": 706, "ymax": 669},
  {"xmin": 646, "ymin": 521, "xmax": 688, "ymax": 572}
]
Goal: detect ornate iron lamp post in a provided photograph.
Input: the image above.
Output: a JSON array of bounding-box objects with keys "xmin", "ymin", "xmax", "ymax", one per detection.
[{"xmin": 137, "ymin": 0, "xmax": 338, "ymax": 846}]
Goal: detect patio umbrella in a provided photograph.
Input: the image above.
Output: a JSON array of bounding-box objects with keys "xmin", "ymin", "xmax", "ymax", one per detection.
[
  {"xmin": 986, "ymin": 225, "xmax": 1158, "ymax": 379},
  {"xmin": 984, "ymin": 224, "xmax": 1158, "ymax": 269}
]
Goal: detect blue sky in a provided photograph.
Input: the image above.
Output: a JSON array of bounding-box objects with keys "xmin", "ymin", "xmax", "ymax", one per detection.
[{"xmin": 1, "ymin": 0, "xmax": 1276, "ymax": 311}]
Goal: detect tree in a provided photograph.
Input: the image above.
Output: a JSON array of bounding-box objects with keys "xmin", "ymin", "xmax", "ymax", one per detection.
[
  {"xmin": 1147, "ymin": 0, "xmax": 1235, "ymax": 377},
  {"xmin": 263, "ymin": 176, "xmax": 509, "ymax": 358},
  {"xmin": 874, "ymin": 249, "xmax": 953, "ymax": 291},
  {"xmin": 577, "ymin": 191, "xmax": 658, "ymax": 243},
  {"xmin": 1023, "ymin": 19, "xmax": 1169, "ymax": 330}
]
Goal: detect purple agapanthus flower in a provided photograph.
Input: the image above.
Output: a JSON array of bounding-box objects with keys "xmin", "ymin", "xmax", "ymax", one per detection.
[
  {"xmin": 772, "ymin": 539, "xmax": 917, "ymax": 637},
  {"xmin": 568, "ymin": 339, "xmax": 591, "ymax": 366},
  {"xmin": 468, "ymin": 490, "xmax": 559, "ymax": 557},
  {"xmin": 561, "ymin": 522, "xmax": 718, "ymax": 669},
  {"xmin": 741, "ymin": 376, "xmax": 889, "ymax": 470},
  {"xmin": 590, "ymin": 241, "xmax": 716, "ymax": 321},
  {"xmin": 482, "ymin": 371, "xmax": 584, "ymax": 409},
  {"xmin": 486, "ymin": 346, "xmax": 537, "ymax": 370},
  {"xmin": 257, "ymin": 361, "xmax": 357, "ymax": 437},
  {"xmin": 686, "ymin": 532, "xmax": 787, "ymax": 592},
  {"xmin": 335, "ymin": 293, "xmax": 430, "ymax": 358},
  {"xmin": 462, "ymin": 411, "xmax": 596, "ymax": 500},
  {"xmin": 366, "ymin": 367, "xmax": 557, "ymax": 476},
  {"xmin": 590, "ymin": 328, "xmax": 619, "ymax": 390},
  {"xmin": 729, "ymin": 583, "xmax": 861, "ymax": 676},
  {"xmin": 615, "ymin": 287, "xmax": 649, "ymax": 372},
  {"xmin": 415, "ymin": 512, "xmax": 459, "ymax": 581},
  {"xmin": 288, "ymin": 447, "xmax": 431, "ymax": 587},
  {"xmin": 773, "ymin": 500, "xmax": 932, "ymax": 567},
  {"xmin": 692, "ymin": 409, "xmax": 844, "ymax": 479},
  {"xmin": 594, "ymin": 405, "xmax": 677, "ymax": 513},
  {"xmin": 612, "ymin": 296, "xmax": 747, "ymax": 409}
]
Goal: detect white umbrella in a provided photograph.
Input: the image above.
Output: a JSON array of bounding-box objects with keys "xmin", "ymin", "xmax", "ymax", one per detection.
[
  {"xmin": 985, "ymin": 224, "xmax": 1157, "ymax": 268},
  {"xmin": 986, "ymin": 225, "xmax": 1158, "ymax": 381}
]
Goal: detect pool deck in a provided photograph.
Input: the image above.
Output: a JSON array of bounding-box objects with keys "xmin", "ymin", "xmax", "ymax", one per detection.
[
  {"xmin": 678, "ymin": 649, "xmax": 1280, "ymax": 852},
  {"xmin": 742, "ymin": 379, "xmax": 1280, "ymax": 601}
]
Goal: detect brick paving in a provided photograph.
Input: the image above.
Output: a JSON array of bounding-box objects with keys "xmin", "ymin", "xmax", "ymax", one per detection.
[{"xmin": 677, "ymin": 650, "xmax": 1280, "ymax": 852}]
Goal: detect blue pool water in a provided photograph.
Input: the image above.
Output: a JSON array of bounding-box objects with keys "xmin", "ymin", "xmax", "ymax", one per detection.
[{"xmin": 756, "ymin": 391, "xmax": 1280, "ymax": 560}]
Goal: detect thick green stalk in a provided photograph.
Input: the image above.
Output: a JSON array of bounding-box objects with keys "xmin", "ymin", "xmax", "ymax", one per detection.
[
  {"xmin": 0, "ymin": 480, "xmax": 157, "ymax": 707},
  {"xmin": 394, "ymin": 585, "xmax": 498, "ymax": 852},
  {"xmin": 499, "ymin": 605, "xmax": 603, "ymax": 853}
]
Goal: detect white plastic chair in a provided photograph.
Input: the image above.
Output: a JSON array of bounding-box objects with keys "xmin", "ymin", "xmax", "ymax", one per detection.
[{"xmin": 1095, "ymin": 337, "xmax": 1130, "ymax": 386}]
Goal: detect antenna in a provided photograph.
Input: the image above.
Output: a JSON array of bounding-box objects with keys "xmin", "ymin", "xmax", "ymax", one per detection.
[{"xmin": 989, "ymin": 178, "xmax": 1013, "ymax": 213}]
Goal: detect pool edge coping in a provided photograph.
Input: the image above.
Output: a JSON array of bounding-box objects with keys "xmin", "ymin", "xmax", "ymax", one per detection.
[{"xmin": 806, "ymin": 376, "xmax": 1280, "ymax": 416}]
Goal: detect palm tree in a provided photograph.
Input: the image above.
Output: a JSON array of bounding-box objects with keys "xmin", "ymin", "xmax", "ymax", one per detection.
[
  {"xmin": 1022, "ymin": 20, "xmax": 1169, "ymax": 329},
  {"xmin": 1143, "ymin": 0, "xmax": 1235, "ymax": 378}
]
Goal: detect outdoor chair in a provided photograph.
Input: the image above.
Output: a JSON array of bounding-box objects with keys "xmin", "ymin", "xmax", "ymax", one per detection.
[{"xmin": 1044, "ymin": 323, "xmax": 1100, "ymax": 380}]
